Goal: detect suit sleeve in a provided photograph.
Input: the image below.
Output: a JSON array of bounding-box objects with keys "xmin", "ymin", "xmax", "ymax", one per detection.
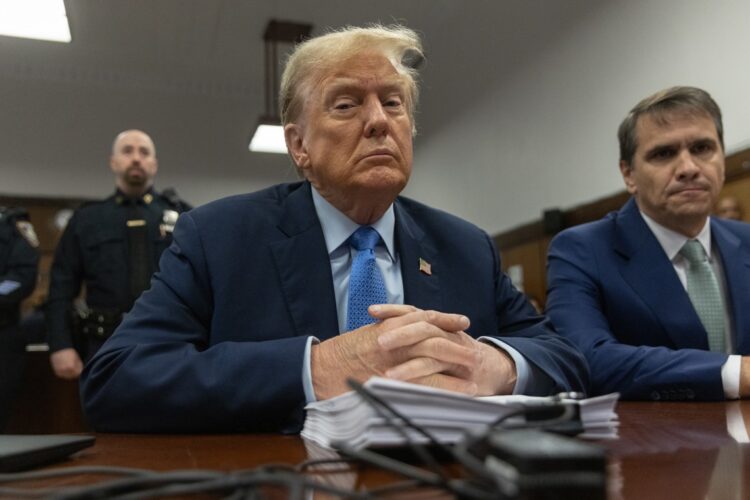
[
  {"xmin": 45, "ymin": 214, "xmax": 84, "ymax": 352},
  {"xmin": 80, "ymin": 212, "xmax": 309, "ymax": 433},
  {"xmin": 0, "ymin": 227, "xmax": 38, "ymax": 306},
  {"xmin": 546, "ymin": 230, "xmax": 727, "ymax": 400},
  {"xmin": 485, "ymin": 233, "xmax": 590, "ymax": 395}
]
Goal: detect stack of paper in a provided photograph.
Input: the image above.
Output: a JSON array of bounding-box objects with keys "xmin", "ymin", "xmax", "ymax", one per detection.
[{"xmin": 302, "ymin": 377, "xmax": 619, "ymax": 449}]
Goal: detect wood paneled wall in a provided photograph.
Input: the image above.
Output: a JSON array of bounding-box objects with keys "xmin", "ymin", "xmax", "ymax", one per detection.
[{"xmin": 495, "ymin": 147, "xmax": 750, "ymax": 309}]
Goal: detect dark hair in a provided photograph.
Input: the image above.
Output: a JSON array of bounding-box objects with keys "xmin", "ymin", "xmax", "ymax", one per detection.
[{"xmin": 617, "ymin": 86, "xmax": 723, "ymax": 165}]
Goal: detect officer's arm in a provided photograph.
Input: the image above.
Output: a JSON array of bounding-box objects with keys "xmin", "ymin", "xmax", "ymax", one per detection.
[{"xmin": 46, "ymin": 215, "xmax": 85, "ymax": 352}]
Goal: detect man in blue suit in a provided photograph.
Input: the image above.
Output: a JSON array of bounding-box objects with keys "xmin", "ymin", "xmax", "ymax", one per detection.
[
  {"xmin": 547, "ymin": 86, "xmax": 750, "ymax": 401},
  {"xmin": 81, "ymin": 25, "xmax": 587, "ymax": 432}
]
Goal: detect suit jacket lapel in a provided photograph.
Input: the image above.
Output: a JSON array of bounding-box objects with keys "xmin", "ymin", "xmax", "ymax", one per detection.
[
  {"xmin": 614, "ymin": 198, "xmax": 709, "ymax": 349},
  {"xmin": 712, "ymin": 221, "xmax": 750, "ymax": 353},
  {"xmin": 394, "ymin": 201, "xmax": 443, "ymax": 311},
  {"xmin": 269, "ymin": 183, "xmax": 339, "ymax": 341}
]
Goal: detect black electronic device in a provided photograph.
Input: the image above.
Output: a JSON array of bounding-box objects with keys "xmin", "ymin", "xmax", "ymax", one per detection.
[
  {"xmin": 461, "ymin": 428, "xmax": 606, "ymax": 500},
  {"xmin": 0, "ymin": 434, "xmax": 95, "ymax": 472}
]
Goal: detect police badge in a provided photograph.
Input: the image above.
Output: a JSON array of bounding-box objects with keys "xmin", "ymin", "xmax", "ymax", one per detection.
[{"xmin": 159, "ymin": 210, "xmax": 179, "ymax": 238}]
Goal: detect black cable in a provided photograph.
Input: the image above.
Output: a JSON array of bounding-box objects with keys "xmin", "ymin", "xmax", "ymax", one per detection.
[
  {"xmin": 339, "ymin": 380, "xmax": 501, "ymax": 499},
  {"xmin": 344, "ymin": 379, "xmax": 454, "ymax": 482}
]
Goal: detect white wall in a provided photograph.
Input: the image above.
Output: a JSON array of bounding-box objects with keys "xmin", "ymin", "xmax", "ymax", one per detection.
[
  {"xmin": 406, "ymin": 0, "xmax": 750, "ymax": 234},
  {"xmin": 1, "ymin": 0, "xmax": 748, "ymax": 236}
]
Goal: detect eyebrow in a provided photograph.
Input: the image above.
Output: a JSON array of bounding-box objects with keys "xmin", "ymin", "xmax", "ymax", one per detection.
[
  {"xmin": 323, "ymin": 77, "xmax": 406, "ymax": 98},
  {"xmin": 643, "ymin": 136, "xmax": 718, "ymax": 156}
]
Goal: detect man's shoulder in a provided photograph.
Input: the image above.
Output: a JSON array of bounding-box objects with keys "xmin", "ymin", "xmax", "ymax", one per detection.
[
  {"xmin": 713, "ymin": 217, "xmax": 750, "ymax": 243},
  {"xmin": 395, "ymin": 195, "xmax": 487, "ymax": 239},
  {"xmin": 550, "ymin": 206, "xmax": 625, "ymax": 250},
  {"xmin": 187, "ymin": 182, "xmax": 305, "ymax": 223},
  {"xmin": 73, "ymin": 196, "xmax": 117, "ymax": 216},
  {"xmin": 154, "ymin": 188, "xmax": 191, "ymax": 212}
]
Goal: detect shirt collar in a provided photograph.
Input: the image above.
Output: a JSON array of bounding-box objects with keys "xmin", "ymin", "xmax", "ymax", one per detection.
[
  {"xmin": 311, "ymin": 185, "xmax": 396, "ymax": 259},
  {"xmin": 640, "ymin": 210, "xmax": 712, "ymax": 261}
]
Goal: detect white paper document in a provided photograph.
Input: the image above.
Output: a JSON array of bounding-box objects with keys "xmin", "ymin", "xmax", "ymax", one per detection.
[{"xmin": 302, "ymin": 377, "xmax": 619, "ymax": 449}]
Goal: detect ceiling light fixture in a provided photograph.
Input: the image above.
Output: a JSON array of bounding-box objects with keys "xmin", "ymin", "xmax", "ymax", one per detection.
[
  {"xmin": 248, "ymin": 19, "xmax": 312, "ymax": 154},
  {"xmin": 0, "ymin": 0, "xmax": 71, "ymax": 43}
]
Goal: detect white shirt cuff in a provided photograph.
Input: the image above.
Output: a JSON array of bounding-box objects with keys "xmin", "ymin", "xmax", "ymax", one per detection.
[
  {"xmin": 478, "ymin": 336, "xmax": 529, "ymax": 394},
  {"xmin": 721, "ymin": 354, "xmax": 741, "ymax": 399},
  {"xmin": 302, "ymin": 336, "xmax": 320, "ymax": 403}
]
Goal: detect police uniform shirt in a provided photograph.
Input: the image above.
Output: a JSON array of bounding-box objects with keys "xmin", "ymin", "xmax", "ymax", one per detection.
[{"xmin": 46, "ymin": 189, "xmax": 190, "ymax": 354}]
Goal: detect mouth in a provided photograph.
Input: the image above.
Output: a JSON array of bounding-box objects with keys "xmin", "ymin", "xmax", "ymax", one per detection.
[
  {"xmin": 669, "ymin": 185, "xmax": 709, "ymax": 196},
  {"xmin": 360, "ymin": 149, "xmax": 396, "ymax": 161}
]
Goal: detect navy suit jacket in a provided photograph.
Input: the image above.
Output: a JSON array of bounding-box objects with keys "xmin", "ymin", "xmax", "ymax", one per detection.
[
  {"xmin": 547, "ymin": 198, "xmax": 750, "ymax": 401},
  {"xmin": 81, "ymin": 182, "xmax": 588, "ymax": 432}
]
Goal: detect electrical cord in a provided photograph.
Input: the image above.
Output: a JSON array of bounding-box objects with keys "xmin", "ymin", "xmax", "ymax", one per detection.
[{"xmin": 0, "ymin": 388, "xmax": 588, "ymax": 499}]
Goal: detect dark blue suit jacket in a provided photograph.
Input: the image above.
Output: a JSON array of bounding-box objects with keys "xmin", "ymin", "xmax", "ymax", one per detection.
[
  {"xmin": 81, "ymin": 182, "xmax": 588, "ymax": 432},
  {"xmin": 547, "ymin": 198, "xmax": 750, "ymax": 401}
]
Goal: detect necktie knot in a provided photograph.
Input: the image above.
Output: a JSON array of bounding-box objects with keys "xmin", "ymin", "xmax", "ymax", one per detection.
[
  {"xmin": 680, "ymin": 240, "xmax": 707, "ymax": 265},
  {"xmin": 350, "ymin": 226, "xmax": 381, "ymax": 252}
]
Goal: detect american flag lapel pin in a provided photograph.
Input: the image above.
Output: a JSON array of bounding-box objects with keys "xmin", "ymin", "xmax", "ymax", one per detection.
[{"xmin": 419, "ymin": 258, "xmax": 432, "ymax": 275}]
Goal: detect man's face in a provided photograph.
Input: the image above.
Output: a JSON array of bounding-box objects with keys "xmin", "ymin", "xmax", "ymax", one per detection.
[
  {"xmin": 620, "ymin": 112, "xmax": 725, "ymax": 235},
  {"xmin": 285, "ymin": 52, "xmax": 413, "ymax": 219},
  {"xmin": 715, "ymin": 197, "xmax": 742, "ymax": 220},
  {"xmin": 110, "ymin": 131, "xmax": 158, "ymax": 192}
]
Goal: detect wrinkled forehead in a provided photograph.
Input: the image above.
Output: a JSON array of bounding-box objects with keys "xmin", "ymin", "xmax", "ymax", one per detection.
[
  {"xmin": 639, "ymin": 108, "xmax": 717, "ymax": 136},
  {"xmin": 316, "ymin": 52, "xmax": 407, "ymax": 96}
]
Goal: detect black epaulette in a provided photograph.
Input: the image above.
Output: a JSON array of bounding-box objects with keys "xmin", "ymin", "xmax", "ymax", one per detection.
[
  {"xmin": 160, "ymin": 188, "xmax": 192, "ymax": 212},
  {"xmin": 0, "ymin": 206, "xmax": 30, "ymax": 224}
]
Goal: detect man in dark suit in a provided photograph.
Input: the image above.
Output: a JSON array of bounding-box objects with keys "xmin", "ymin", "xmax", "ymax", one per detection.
[
  {"xmin": 81, "ymin": 24, "xmax": 587, "ymax": 433},
  {"xmin": 547, "ymin": 86, "xmax": 750, "ymax": 401}
]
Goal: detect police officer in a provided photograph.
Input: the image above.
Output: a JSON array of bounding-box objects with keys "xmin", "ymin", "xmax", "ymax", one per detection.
[
  {"xmin": 0, "ymin": 207, "xmax": 39, "ymax": 430},
  {"xmin": 46, "ymin": 130, "xmax": 190, "ymax": 380}
]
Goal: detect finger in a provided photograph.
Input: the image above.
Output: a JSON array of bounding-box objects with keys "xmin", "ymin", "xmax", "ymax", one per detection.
[
  {"xmin": 368, "ymin": 304, "xmax": 420, "ymax": 320},
  {"xmin": 378, "ymin": 309, "xmax": 470, "ymax": 340},
  {"xmin": 378, "ymin": 321, "xmax": 472, "ymax": 351},
  {"xmin": 385, "ymin": 353, "xmax": 476, "ymax": 380},
  {"xmin": 410, "ymin": 373, "xmax": 479, "ymax": 396},
  {"xmin": 382, "ymin": 335, "xmax": 479, "ymax": 373},
  {"xmin": 409, "ymin": 337, "xmax": 479, "ymax": 367}
]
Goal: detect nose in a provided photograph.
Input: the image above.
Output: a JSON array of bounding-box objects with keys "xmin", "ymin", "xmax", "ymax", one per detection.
[
  {"xmin": 363, "ymin": 97, "xmax": 388, "ymax": 138},
  {"xmin": 675, "ymin": 149, "xmax": 700, "ymax": 180}
]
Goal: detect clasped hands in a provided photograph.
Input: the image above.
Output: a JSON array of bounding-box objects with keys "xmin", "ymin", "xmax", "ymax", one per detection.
[{"xmin": 311, "ymin": 304, "xmax": 517, "ymax": 400}]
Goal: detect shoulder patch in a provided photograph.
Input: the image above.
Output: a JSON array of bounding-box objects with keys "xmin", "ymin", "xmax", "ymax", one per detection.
[{"xmin": 15, "ymin": 220, "xmax": 39, "ymax": 248}]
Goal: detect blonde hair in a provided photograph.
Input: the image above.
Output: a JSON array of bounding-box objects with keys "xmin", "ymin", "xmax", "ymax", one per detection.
[{"xmin": 280, "ymin": 24, "xmax": 424, "ymax": 132}]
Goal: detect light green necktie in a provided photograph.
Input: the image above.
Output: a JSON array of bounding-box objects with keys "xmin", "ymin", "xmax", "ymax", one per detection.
[{"xmin": 679, "ymin": 240, "xmax": 726, "ymax": 352}]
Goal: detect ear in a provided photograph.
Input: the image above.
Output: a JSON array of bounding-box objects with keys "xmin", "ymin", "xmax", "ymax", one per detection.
[
  {"xmin": 284, "ymin": 124, "xmax": 309, "ymax": 170},
  {"xmin": 620, "ymin": 160, "xmax": 637, "ymax": 195},
  {"xmin": 109, "ymin": 156, "xmax": 117, "ymax": 173}
]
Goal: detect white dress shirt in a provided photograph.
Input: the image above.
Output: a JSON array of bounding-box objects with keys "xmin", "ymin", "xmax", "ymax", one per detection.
[{"xmin": 640, "ymin": 212, "xmax": 740, "ymax": 398}]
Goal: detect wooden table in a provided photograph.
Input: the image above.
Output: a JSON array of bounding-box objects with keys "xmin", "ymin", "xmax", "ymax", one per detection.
[{"xmin": 4, "ymin": 401, "xmax": 750, "ymax": 499}]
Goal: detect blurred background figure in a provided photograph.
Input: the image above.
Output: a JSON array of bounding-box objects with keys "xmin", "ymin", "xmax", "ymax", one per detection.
[
  {"xmin": 0, "ymin": 207, "xmax": 39, "ymax": 432},
  {"xmin": 46, "ymin": 129, "xmax": 191, "ymax": 381},
  {"xmin": 715, "ymin": 195, "xmax": 743, "ymax": 221}
]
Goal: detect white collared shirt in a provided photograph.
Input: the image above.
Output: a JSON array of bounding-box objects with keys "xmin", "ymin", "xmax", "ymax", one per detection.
[{"xmin": 640, "ymin": 211, "xmax": 739, "ymax": 398}]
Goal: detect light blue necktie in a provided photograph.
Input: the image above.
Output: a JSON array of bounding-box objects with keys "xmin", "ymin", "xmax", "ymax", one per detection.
[
  {"xmin": 680, "ymin": 240, "xmax": 726, "ymax": 352},
  {"xmin": 346, "ymin": 226, "xmax": 388, "ymax": 330}
]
